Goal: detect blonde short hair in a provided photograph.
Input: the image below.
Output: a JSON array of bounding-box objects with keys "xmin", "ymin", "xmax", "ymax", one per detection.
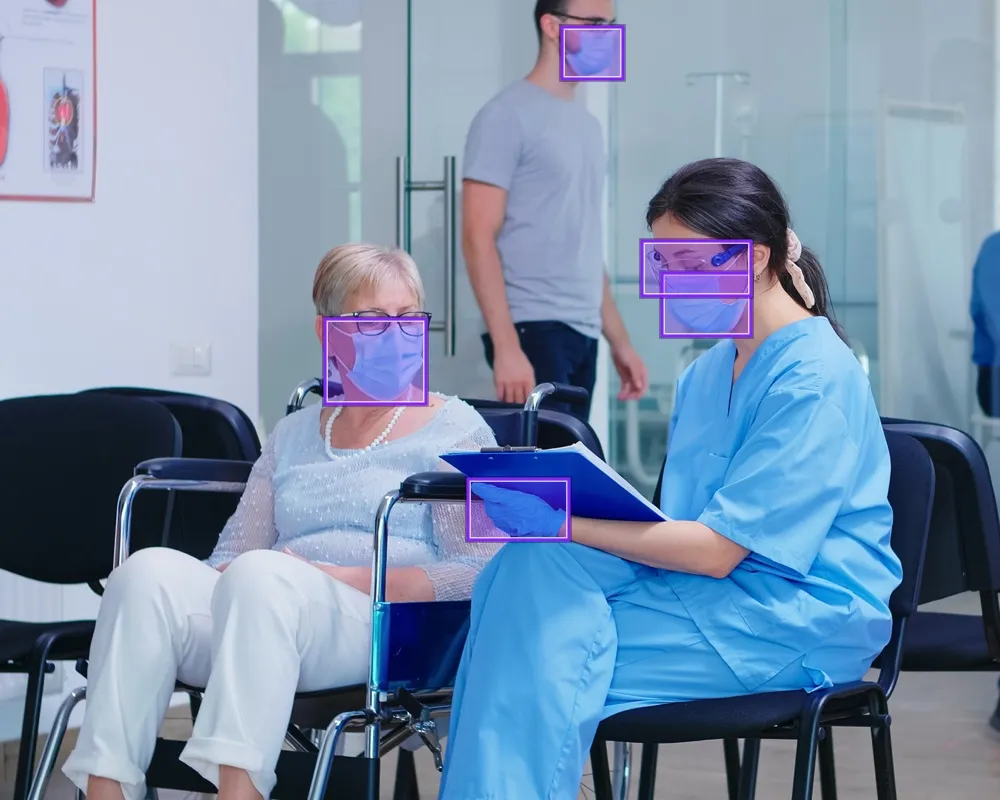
[{"xmin": 312, "ymin": 244, "xmax": 426, "ymax": 316}]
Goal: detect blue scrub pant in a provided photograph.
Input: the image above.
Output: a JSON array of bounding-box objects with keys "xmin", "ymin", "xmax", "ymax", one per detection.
[{"xmin": 438, "ymin": 542, "xmax": 817, "ymax": 800}]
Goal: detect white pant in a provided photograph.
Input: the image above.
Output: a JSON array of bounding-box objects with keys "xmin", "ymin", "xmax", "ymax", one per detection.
[{"xmin": 62, "ymin": 547, "xmax": 371, "ymax": 800}]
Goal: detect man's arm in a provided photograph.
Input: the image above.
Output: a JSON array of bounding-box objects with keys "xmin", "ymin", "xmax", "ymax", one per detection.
[
  {"xmin": 462, "ymin": 180, "xmax": 519, "ymax": 352},
  {"xmin": 601, "ymin": 273, "xmax": 631, "ymax": 351},
  {"xmin": 462, "ymin": 179, "xmax": 536, "ymax": 402},
  {"xmin": 601, "ymin": 273, "xmax": 649, "ymax": 400}
]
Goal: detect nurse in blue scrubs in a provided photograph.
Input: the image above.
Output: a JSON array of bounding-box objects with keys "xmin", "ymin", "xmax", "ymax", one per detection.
[{"xmin": 437, "ymin": 157, "xmax": 903, "ymax": 800}]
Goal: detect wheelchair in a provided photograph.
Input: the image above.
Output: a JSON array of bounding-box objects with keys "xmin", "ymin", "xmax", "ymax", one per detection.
[{"xmin": 28, "ymin": 379, "xmax": 610, "ymax": 800}]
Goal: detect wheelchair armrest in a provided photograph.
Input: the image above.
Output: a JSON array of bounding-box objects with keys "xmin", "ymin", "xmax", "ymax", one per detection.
[
  {"xmin": 135, "ymin": 457, "xmax": 254, "ymax": 484},
  {"xmin": 400, "ymin": 471, "xmax": 467, "ymax": 501}
]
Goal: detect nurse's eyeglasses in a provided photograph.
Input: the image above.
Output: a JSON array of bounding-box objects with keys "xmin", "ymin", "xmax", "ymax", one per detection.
[
  {"xmin": 553, "ymin": 12, "xmax": 617, "ymax": 25},
  {"xmin": 646, "ymin": 244, "xmax": 745, "ymax": 272},
  {"xmin": 346, "ymin": 311, "xmax": 432, "ymax": 337}
]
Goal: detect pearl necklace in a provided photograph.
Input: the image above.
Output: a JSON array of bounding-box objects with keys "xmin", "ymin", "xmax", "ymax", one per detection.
[{"xmin": 324, "ymin": 401, "xmax": 405, "ymax": 460}]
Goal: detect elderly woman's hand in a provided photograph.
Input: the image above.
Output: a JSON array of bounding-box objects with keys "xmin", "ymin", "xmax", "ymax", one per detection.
[{"xmin": 282, "ymin": 549, "xmax": 371, "ymax": 594}]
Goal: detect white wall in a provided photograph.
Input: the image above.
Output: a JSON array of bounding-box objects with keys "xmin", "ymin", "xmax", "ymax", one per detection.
[{"xmin": 0, "ymin": 0, "xmax": 259, "ymax": 742}]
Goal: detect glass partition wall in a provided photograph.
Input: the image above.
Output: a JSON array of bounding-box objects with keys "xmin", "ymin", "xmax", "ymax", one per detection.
[{"xmin": 605, "ymin": 0, "xmax": 995, "ymax": 495}]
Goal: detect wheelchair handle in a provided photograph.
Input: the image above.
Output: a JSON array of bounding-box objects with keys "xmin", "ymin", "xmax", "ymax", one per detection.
[
  {"xmin": 286, "ymin": 377, "xmax": 322, "ymax": 416},
  {"xmin": 522, "ymin": 382, "xmax": 590, "ymax": 447},
  {"xmin": 523, "ymin": 382, "xmax": 590, "ymax": 413}
]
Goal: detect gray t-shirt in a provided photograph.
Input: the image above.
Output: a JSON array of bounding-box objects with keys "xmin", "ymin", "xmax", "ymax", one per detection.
[{"xmin": 463, "ymin": 80, "xmax": 605, "ymax": 340}]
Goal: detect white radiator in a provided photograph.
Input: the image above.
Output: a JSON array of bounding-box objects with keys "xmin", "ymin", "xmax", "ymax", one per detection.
[{"xmin": 0, "ymin": 572, "xmax": 67, "ymax": 702}]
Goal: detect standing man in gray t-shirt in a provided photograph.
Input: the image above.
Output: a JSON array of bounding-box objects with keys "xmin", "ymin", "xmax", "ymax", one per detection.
[{"xmin": 462, "ymin": 0, "xmax": 648, "ymax": 420}]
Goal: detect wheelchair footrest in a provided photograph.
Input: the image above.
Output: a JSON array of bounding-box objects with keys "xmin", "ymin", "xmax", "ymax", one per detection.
[{"xmin": 147, "ymin": 739, "xmax": 380, "ymax": 800}]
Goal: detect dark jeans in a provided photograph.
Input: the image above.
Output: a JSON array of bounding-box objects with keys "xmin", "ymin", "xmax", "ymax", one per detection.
[{"xmin": 482, "ymin": 321, "xmax": 598, "ymax": 421}]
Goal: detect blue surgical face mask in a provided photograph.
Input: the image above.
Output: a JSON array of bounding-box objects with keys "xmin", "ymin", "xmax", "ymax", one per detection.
[
  {"xmin": 669, "ymin": 297, "xmax": 748, "ymax": 335},
  {"xmin": 565, "ymin": 30, "xmax": 618, "ymax": 77},
  {"xmin": 344, "ymin": 326, "xmax": 424, "ymax": 400}
]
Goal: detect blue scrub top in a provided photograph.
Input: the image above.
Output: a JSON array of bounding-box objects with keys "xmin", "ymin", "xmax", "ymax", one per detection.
[
  {"xmin": 971, "ymin": 231, "xmax": 1000, "ymax": 366},
  {"xmin": 660, "ymin": 317, "xmax": 902, "ymax": 692}
]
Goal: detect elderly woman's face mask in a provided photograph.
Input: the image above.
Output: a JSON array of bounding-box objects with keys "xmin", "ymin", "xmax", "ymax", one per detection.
[{"xmin": 327, "ymin": 313, "xmax": 428, "ymax": 402}]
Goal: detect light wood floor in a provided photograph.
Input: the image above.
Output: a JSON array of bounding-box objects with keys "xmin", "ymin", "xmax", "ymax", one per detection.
[{"xmin": 4, "ymin": 596, "xmax": 999, "ymax": 799}]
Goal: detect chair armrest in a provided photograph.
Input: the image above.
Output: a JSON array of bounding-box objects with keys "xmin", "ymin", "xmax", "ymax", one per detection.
[
  {"xmin": 135, "ymin": 457, "xmax": 253, "ymax": 484},
  {"xmin": 400, "ymin": 471, "xmax": 467, "ymax": 501}
]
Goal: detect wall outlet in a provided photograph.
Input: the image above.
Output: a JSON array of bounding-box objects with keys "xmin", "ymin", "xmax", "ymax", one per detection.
[{"xmin": 171, "ymin": 343, "xmax": 212, "ymax": 377}]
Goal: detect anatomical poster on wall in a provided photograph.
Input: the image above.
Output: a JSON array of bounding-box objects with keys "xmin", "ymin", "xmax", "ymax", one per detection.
[{"xmin": 0, "ymin": 0, "xmax": 96, "ymax": 201}]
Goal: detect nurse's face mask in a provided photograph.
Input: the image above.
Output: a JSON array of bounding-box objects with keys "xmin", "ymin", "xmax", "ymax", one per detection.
[
  {"xmin": 648, "ymin": 242, "xmax": 750, "ymax": 335},
  {"xmin": 328, "ymin": 312, "xmax": 428, "ymax": 402}
]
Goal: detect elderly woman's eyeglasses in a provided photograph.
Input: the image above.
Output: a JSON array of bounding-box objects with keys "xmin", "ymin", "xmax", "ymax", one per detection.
[{"xmin": 347, "ymin": 311, "xmax": 432, "ymax": 336}]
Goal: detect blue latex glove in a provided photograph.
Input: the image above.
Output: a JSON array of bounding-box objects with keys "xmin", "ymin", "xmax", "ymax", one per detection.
[{"xmin": 471, "ymin": 482, "xmax": 566, "ymax": 537}]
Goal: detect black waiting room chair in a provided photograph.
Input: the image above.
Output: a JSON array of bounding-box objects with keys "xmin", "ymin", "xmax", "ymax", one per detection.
[
  {"xmin": 589, "ymin": 428, "xmax": 936, "ymax": 800},
  {"xmin": 79, "ymin": 387, "xmax": 262, "ymax": 561},
  {"xmin": 0, "ymin": 394, "xmax": 183, "ymax": 800}
]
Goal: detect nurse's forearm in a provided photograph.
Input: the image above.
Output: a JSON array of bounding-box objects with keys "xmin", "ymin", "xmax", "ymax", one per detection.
[{"xmin": 569, "ymin": 517, "xmax": 750, "ymax": 579}]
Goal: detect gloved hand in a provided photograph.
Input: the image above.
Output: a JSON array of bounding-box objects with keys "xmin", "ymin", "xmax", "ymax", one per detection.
[{"xmin": 471, "ymin": 482, "xmax": 566, "ymax": 538}]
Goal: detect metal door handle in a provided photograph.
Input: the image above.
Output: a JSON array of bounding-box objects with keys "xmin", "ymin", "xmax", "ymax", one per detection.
[{"xmin": 394, "ymin": 155, "xmax": 458, "ymax": 357}]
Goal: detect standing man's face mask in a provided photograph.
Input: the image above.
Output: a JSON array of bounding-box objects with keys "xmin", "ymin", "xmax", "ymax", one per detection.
[
  {"xmin": 565, "ymin": 29, "xmax": 618, "ymax": 77},
  {"xmin": 342, "ymin": 326, "xmax": 425, "ymax": 400},
  {"xmin": 669, "ymin": 297, "xmax": 748, "ymax": 335}
]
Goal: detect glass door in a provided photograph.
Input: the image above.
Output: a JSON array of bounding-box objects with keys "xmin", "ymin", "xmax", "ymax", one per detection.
[
  {"xmin": 258, "ymin": 0, "xmax": 365, "ymax": 431},
  {"xmin": 404, "ymin": 0, "xmax": 541, "ymax": 399}
]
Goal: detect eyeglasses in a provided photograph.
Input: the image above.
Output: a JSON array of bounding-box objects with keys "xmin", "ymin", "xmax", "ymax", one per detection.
[
  {"xmin": 345, "ymin": 311, "xmax": 431, "ymax": 337},
  {"xmin": 646, "ymin": 245, "xmax": 745, "ymax": 272},
  {"xmin": 553, "ymin": 12, "xmax": 617, "ymax": 25}
]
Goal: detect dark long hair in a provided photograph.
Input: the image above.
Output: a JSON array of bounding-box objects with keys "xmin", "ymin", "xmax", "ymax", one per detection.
[{"xmin": 646, "ymin": 158, "xmax": 847, "ymax": 343}]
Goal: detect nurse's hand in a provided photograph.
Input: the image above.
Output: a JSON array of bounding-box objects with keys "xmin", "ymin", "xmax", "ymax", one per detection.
[
  {"xmin": 471, "ymin": 483, "xmax": 566, "ymax": 537},
  {"xmin": 611, "ymin": 342, "xmax": 649, "ymax": 400},
  {"xmin": 493, "ymin": 344, "xmax": 536, "ymax": 405}
]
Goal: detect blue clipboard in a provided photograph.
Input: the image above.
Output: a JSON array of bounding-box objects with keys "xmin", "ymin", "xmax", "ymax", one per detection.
[{"xmin": 440, "ymin": 443, "xmax": 669, "ymax": 522}]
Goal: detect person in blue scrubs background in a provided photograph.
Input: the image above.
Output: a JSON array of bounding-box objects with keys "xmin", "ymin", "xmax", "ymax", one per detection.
[
  {"xmin": 968, "ymin": 230, "xmax": 1000, "ymax": 735},
  {"xmin": 437, "ymin": 157, "xmax": 904, "ymax": 799}
]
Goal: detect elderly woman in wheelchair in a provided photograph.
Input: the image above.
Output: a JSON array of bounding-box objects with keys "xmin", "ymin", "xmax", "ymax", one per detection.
[{"xmin": 61, "ymin": 244, "xmax": 502, "ymax": 800}]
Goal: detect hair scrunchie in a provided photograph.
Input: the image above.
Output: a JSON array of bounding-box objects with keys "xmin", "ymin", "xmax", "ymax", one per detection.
[{"xmin": 785, "ymin": 229, "xmax": 815, "ymax": 309}]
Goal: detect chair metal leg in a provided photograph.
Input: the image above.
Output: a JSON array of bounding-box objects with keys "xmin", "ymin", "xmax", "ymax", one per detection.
[
  {"xmin": 636, "ymin": 744, "xmax": 659, "ymax": 800},
  {"xmin": 723, "ymin": 738, "xmax": 742, "ymax": 800},
  {"xmin": 589, "ymin": 740, "xmax": 615, "ymax": 800},
  {"xmin": 870, "ymin": 698, "xmax": 898, "ymax": 800},
  {"xmin": 610, "ymin": 741, "xmax": 632, "ymax": 800},
  {"xmin": 392, "ymin": 749, "xmax": 420, "ymax": 800},
  {"xmin": 790, "ymin": 722, "xmax": 821, "ymax": 800},
  {"xmin": 737, "ymin": 739, "xmax": 761, "ymax": 800},
  {"xmin": 818, "ymin": 728, "xmax": 838, "ymax": 800},
  {"xmin": 27, "ymin": 687, "xmax": 87, "ymax": 800},
  {"xmin": 14, "ymin": 649, "xmax": 53, "ymax": 800}
]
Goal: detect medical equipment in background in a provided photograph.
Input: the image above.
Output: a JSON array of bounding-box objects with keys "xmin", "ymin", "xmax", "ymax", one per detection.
[{"xmin": 684, "ymin": 71, "xmax": 751, "ymax": 159}]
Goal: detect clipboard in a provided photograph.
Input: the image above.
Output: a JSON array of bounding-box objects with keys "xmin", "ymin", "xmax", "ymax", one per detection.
[{"xmin": 441, "ymin": 442, "xmax": 669, "ymax": 523}]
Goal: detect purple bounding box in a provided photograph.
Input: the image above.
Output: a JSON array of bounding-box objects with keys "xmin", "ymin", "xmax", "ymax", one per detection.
[
  {"xmin": 323, "ymin": 315, "xmax": 429, "ymax": 407},
  {"xmin": 466, "ymin": 477, "xmax": 571, "ymax": 543},
  {"xmin": 660, "ymin": 278, "xmax": 754, "ymax": 340},
  {"xmin": 640, "ymin": 238, "xmax": 753, "ymax": 299},
  {"xmin": 559, "ymin": 24, "xmax": 625, "ymax": 82}
]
